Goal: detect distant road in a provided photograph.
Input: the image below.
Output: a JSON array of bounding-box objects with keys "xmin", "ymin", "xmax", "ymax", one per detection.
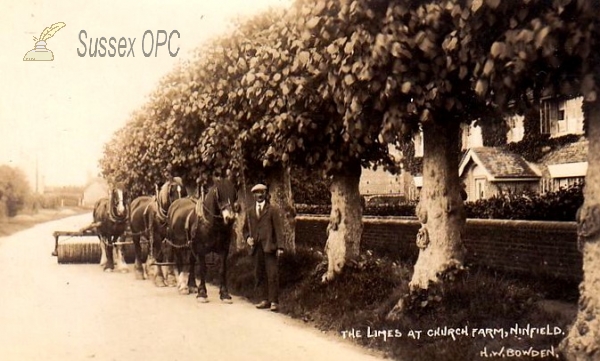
[{"xmin": 0, "ymin": 213, "xmax": 386, "ymax": 361}]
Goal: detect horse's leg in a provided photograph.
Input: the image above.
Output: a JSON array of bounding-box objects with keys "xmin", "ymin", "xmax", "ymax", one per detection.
[
  {"xmin": 196, "ymin": 250, "xmax": 208, "ymax": 303},
  {"xmin": 219, "ymin": 245, "xmax": 232, "ymax": 303},
  {"xmin": 104, "ymin": 237, "xmax": 115, "ymax": 272},
  {"xmin": 152, "ymin": 231, "xmax": 167, "ymax": 287},
  {"xmin": 187, "ymin": 249, "xmax": 198, "ymax": 294},
  {"xmin": 132, "ymin": 233, "xmax": 145, "ymax": 280},
  {"xmin": 175, "ymin": 249, "xmax": 191, "ymax": 295},
  {"xmin": 163, "ymin": 239, "xmax": 177, "ymax": 287},
  {"xmin": 99, "ymin": 236, "xmax": 108, "ymax": 269},
  {"xmin": 114, "ymin": 235, "xmax": 129, "ymax": 273},
  {"xmin": 145, "ymin": 232, "xmax": 156, "ymax": 280}
]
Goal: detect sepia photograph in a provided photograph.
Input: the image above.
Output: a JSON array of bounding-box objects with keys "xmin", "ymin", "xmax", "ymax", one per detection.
[{"xmin": 0, "ymin": 0, "xmax": 598, "ymax": 360}]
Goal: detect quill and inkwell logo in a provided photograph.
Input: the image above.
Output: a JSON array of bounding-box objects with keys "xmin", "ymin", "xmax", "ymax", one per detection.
[{"xmin": 23, "ymin": 22, "xmax": 66, "ymax": 61}]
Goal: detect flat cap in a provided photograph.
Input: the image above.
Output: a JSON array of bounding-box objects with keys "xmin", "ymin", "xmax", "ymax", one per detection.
[{"xmin": 251, "ymin": 184, "xmax": 268, "ymax": 193}]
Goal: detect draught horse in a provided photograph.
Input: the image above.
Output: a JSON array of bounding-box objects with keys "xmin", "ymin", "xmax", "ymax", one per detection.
[
  {"xmin": 167, "ymin": 178, "xmax": 237, "ymax": 302},
  {"xmin": 92, "ymin": 182, "xmax": 129, "ymax": 272},
  {"xmin": 129, "ymin": 177, "xmax": 187, "ymax": 286}
]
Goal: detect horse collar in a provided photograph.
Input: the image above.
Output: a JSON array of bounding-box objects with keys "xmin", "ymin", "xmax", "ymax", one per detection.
[{"xmin": 109, "ymin": 204, "xmax": 128, "ymax": 224}]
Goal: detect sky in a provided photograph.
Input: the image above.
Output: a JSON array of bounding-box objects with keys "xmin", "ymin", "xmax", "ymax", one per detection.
[{"xmin": 0, "ymin": 0, "xmax": 292, "ymax": 189}]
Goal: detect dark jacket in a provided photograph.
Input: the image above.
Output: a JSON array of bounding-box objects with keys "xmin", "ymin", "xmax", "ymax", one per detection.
[{"xmin": 242, "ymin": 202, "xmax": 284, "ymax": 254}]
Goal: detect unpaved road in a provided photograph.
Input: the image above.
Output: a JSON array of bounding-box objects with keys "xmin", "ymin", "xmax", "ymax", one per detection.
[{"xmin": 0, "ymin": 213, "xmax": 386, "ymax": 361}]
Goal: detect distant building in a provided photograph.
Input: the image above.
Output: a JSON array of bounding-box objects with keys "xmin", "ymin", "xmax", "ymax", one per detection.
[
  {"xmin": 537, "ymin": 139, "xmax": 588, "ymax": 193},
  {"xmin": 359, "ymin": 145, "xmax": 404, "ymax": 196},
  {"xmin": 81, "ymin": 177, "xmax": 109, "ymax": 207},
  {"xmin": 459, "ymin": 147, "xmax": 541, "ymax": 201},
  {"xmin": 359, "ymin": 168, "xmax": 402, "ymax": 195},
  {"xmin": 359, "ymin": 95, "xmax": 586, "ymax": 202}
]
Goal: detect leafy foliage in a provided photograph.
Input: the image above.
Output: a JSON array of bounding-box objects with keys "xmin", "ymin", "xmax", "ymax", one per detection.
[
  {"xmin": 478, "ymin": 111, "xmax": 509, "ymax": 147},
  {"xmin": 465, "ymin": 183, "xmax": 583, "ymax": 221},
  {"xmin": 0, "ymin": 165, "xmax": 31, "ymax": 218},
  {"xmin": 290, "ymin": 166, "xmax": 331, "ymax": 205},
  {"xmin": 504, "ymin": 133, "xmax": 583, "ymax": 163},
  {"xmin": 97, "ymin": 0, "xmax": 597, "ymax": 231},
  {"xmin": 475, "ymin": 0, "xmax": 599, "ymax": 110},
  {"xmin": 297, "ymin": 183, "xmax": 583, "ymax": 221},
  {"xmin": 523, "ymin": 101, "xmax": 541, "ymax": 140},
  {"xmin": 296, "ymin": 202, "xmax": 418, "ymax": 217}
]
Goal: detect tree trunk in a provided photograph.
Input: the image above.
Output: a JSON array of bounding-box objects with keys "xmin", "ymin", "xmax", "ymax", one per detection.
[
  {"xmin": 560, "ymin": 100, "xmax": 600, "ymax": 360},
  {"xmin": 234, "ymin": 183, "xmax": 255, "ymax": 252},
  {"xmin": 409, "ymin": 120, "xmax": 466, "ymax": 291},
  {"xmin": 266, "ymin": 166, "xmax": 296, "ymax": 253},
  {"xmin": 322, "ymin": 162, "xmax": 362, "ymax": 283}
]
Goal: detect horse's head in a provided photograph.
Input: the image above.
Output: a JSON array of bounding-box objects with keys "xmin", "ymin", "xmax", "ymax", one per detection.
[
  {"xmin": 158, "ymin": 177, "xmax": 187, "ymax": 211},
  {"xmin": 110, "ymin": 183, "xmax": 127, "ymax": 219},
  {"xmin": 205, "ymin": 178, "xmax": 238, "ymax": 225}
]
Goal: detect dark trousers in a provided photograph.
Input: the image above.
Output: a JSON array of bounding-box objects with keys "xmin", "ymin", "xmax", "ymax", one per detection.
[{"xmin": 254, "ymin": 246, "xmax": 279, "ymax": 303}]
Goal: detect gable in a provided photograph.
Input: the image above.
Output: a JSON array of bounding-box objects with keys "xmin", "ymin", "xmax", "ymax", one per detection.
[{"xmin": 459, "ymin": 147, "xmax": 540, "ymax": 181}]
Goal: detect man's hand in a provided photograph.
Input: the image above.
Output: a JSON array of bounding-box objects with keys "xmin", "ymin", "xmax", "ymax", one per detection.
[
  {"xmin": 276, "ymin": 249, "xmax": 284, "ymax": 258},
  {"xmin": 247, "ymin": 237, "xmax": 255, "ymax": 247}
]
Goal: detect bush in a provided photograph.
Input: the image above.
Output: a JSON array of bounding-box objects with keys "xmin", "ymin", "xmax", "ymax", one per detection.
[
  {"xmin": 0, "ymin": 165, "xmax": 31, "ymax": 218},
  {"xmin": 296, "ymin": 183, "xmax": 582, "ymax": 221},
  {"xmin": 464, "ymin": 183, "xmax": 583, "ymax": 221},
  {"xmin": 295, "ymin": 201, "xmax": 417, "ymax": 217},
  {"xmin": 295, "ymin": 203, "xmax": 331, "ymax": 215},
  {"xmin": 291, "ymin": 167, "xmax": 331, "ymax": 205}
]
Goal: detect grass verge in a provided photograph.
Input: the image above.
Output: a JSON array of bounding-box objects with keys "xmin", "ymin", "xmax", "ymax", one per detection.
[
  {"xmin": 208, "ymin": 246, "xmax": 575, "ymax": 361},
  {"xmin": 0, "ymin": 207, "xmax": 90, "ymax": 238}
]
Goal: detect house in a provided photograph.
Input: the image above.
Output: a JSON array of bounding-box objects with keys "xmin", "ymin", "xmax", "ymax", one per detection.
[
  {"xmin": 540, "ymin": 96, "xmax": 585, "ymax": 137},
  {"xmin": 81, "ymin": 177, "xmax": 109, "ymax": 207},
  {"xmin": 360, "ymin": 94, "xmax": 586, "ymax": 201},
  {"xmin": 458, "ymin": 147, "xmax": 541, "ymax": 201},
  {"xmin": 359, "ymin": 144, "xmax": 405, "ymax": 197},
  {"xmin": 360, "ymin": 167, "xmax": 403, "ymax": 195},
  {"xmin": 537, "ymin": 139, "xmax": 588, "ymax": 193}
]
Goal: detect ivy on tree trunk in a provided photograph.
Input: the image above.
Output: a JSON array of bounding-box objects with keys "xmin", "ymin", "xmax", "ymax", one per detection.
[
  {"xmin": 322, "ymin": 161, "xmax": 362, "ymax": 283},
  {"xmin": 560, "ymin": 100, "xmax": 600, "ymax": 360},
  {"xmin": 266, "ymin": 165, "xmax": 296, "ymax": 253}
]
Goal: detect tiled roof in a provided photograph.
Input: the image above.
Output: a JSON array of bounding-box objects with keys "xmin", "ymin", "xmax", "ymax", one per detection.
[
  {"xmin": 462, "ymin": 147, "xmax": 540, "ymax": 179},
  {"xmin": 538, "ymin": 140, "xmax": 588, "ymax": 166}
]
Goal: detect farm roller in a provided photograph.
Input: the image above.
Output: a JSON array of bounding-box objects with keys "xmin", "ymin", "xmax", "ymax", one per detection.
[{"xmin": 53, "ymin": 227, "xmax": 148, "ymax": 264}]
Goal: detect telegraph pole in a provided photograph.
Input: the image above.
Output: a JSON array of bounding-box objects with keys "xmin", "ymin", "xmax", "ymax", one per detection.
[{"xmin": 35, "ymin": 153, "xmax": 39, "ymax": 194}]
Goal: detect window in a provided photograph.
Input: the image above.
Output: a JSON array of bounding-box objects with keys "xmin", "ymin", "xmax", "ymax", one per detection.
[
  {"xmin": 540, "ymin": 99, "xmax": 557, "ymax": 134},
  {"xmin": 475, "ymin": 178, "xmax": 485, "ymax": 200},
  {"xmin": 557, "ymin": 101, "xmax": 566, "ymax": 121},
  {"xmin": 541, "ymin": 98, "xmax": 567, "ymax": 135}
]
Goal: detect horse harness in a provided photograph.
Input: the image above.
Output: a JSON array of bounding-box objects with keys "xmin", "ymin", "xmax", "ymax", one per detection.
[
  {"xmin": 98, "ymin": 191, "xmax": 128, "ymax": 247},
  {"xmin": 161, "ymin": 187, "xmax": 225, "ymax": 257}
]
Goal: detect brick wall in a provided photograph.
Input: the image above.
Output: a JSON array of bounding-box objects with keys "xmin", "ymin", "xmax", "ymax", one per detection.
[{"xmin": 295, "ymin": 215, "xmax": 581, "ymax": 282}]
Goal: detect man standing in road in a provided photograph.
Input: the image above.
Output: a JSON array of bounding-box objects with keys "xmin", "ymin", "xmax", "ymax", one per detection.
[{"xmin": 243, "ymin": 183, "xmax": 285, "ymax": 312}]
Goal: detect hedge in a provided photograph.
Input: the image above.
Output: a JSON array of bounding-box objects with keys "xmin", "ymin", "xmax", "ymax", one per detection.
[{"xmin": 296, "ymin": 183, "xmax": 583, "ymax": 221}]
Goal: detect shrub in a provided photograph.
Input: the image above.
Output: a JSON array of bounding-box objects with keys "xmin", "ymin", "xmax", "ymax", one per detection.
[
  {"xmin": 0, "ymin": 165, "xmax": 31, "ymax": 218},
  {"xmin": 464, "ymin": 183, "xmax": 583, "ymax": 221},
  {"xmin": 504, "ymin": 133, "xmax": 582, "ymax": 163},
  {"xmin": 297, "ymin": 183, "xmax": 582, "ymax": 221},
  {"xmin": 291, "ymin": 167, "xmax": 331, "ymax": 205},
  {"xmin": 295, "ymin": 201, "xmax": 418, "ymax": 217}
]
